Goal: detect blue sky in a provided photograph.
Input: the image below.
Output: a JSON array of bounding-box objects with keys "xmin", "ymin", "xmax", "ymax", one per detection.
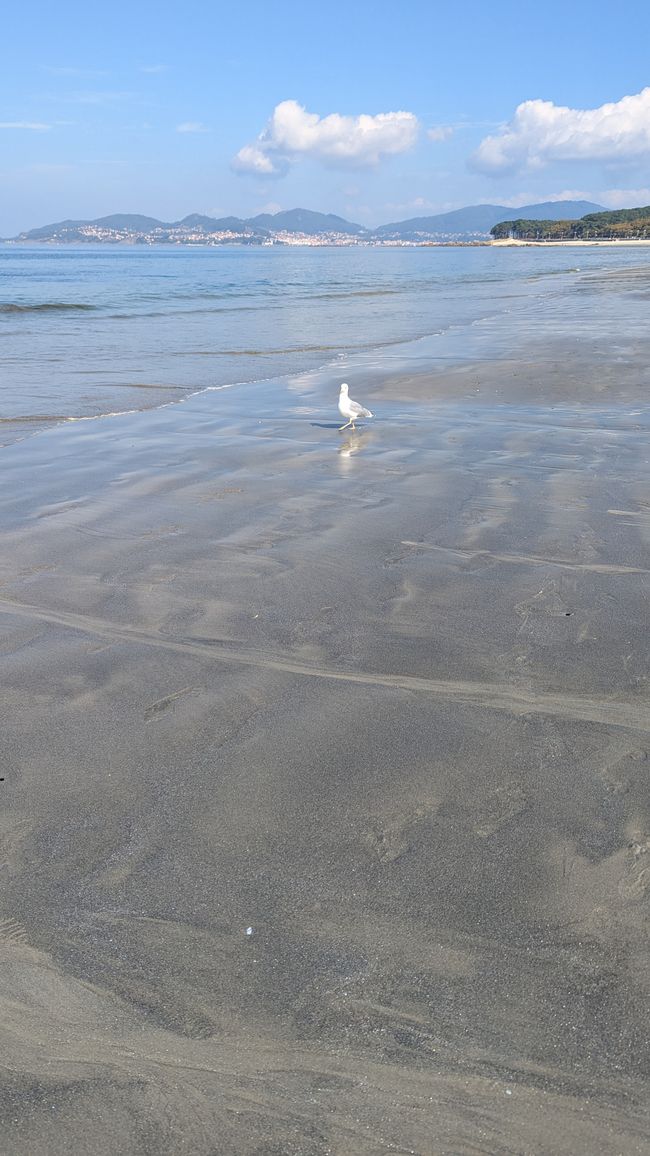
[{"xmin": 2, "ymin": 0, "xmax": 650, "ymax": 234}]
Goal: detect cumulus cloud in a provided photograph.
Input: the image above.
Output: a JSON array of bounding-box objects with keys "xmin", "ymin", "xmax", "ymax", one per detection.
[
  {"xmin": 472, "ymin": 88, "xmax": 650, "ymax": 173},
  {"xmin": 232, "ymin": 144, "xmax": 288, "ymax": 176},
  {"xmin": 599, "ymin": 186, "xmax": 650, "ymax": 208},
  {"xmin": 232, "ymin": 99, "xmax": 419, "ymax": 176}
]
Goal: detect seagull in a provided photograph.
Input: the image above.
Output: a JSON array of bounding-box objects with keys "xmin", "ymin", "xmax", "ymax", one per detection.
[{"xmin": 338, "ymin": 383, "xmax": 373, "ymax": 431}]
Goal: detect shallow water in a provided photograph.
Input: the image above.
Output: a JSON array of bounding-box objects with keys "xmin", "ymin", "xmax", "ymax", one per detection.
[{"xmin": 1, "ymin": 244, "xmax": 650, "ymax": 440}]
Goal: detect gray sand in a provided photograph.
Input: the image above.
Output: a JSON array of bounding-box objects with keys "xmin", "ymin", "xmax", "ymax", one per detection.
[{"xmin": 1, "ymin": 335, "xmax": 650, "ymax": 1154}]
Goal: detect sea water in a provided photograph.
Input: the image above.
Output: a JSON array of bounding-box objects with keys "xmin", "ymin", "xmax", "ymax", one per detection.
[{"xmin": 1, "ymin": 243, "xmax": 649, "ymax": 440}]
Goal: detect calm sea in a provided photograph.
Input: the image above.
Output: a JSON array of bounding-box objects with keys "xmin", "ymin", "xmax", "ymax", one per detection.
[{"xmin": 1, "ymin": 244, "xmax": 649, "ymax": 440}]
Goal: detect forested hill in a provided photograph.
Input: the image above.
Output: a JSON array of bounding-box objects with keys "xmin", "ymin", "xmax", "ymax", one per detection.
[{"xmin": 491, "ymin": 206, "xmax": 650, "ymax": 240}]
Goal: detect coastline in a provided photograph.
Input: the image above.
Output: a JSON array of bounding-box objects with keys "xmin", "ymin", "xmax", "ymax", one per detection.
[
  {"xmin": 490, "ymin": 237, "xmax": 650, "ymax": 246},
  {"xmin": 2, "ymin": 272, "xmax": 650, "ymax": 1153},
  {"xmin": 6, "ymin": 236, "xmax": 650, "ymax": 248}
]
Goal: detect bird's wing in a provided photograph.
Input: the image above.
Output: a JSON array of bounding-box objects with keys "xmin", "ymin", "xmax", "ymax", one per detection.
[{"xmin": 348, "ymin": 398, "xmax": 372, "ymax": 417}]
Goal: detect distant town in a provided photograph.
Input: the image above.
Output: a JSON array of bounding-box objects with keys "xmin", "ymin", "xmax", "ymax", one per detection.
[
  {"xmin": 4, "ymin": 200, "xmax": 612, "ymax": 247},
  {"xmin": 22, "ymin": 221, "xmax": 445, "ymax": 248},
  {"xmin": 9, "ymin": 202, "xmax": 649, "ymax": 246}
]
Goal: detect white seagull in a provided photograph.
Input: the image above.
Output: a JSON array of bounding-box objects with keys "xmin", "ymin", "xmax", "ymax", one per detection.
[{"xmin": 338, "ymin": 382, "xmax": 373, "ymax": 431}]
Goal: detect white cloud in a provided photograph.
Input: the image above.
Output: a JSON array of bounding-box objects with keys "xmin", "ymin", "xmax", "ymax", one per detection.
[
  {"xmin": 232, "ymin": 99, "xmax": 419, "ymax": 177},
  {"xmin": 176, "ymin": 121, "xmax": 209, "ymax": 133},
  {"xmin": 427, "ymin": 125, "xmax": 454, "ymax": 142},
  {"xmin": 495, "ymin": 189, "xmax": 593, "ymax": 208},
  {"xmin": 383, "ymin": 196, "xmax": 437, "ymax": 214},
  {"xmin": 598, "ymin": 186, "xmax": 650, "ymax": 208},
  {"xmin": 0, "ymin": 122, "xmax": 50, "ymax": 130},
  {"xmin": 493, "ymin": 187, "xmax": 650, "ymax": 210},
  {"xmin": 472, "ymin": 88, "xmax": 650, "ymax": 173},
  {"xmin": 232, "ymin": 144, "xmax": 286, "ymax": 176}
]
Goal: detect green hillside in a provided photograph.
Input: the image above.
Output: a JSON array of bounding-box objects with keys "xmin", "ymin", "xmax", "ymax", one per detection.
[
  {"xmin": 248, "ymin": 209, "xmax": 366, "ymax": 235},
  {"xmin": 491, "ymin": 206, "xmax": 650, "ymax": 240}
]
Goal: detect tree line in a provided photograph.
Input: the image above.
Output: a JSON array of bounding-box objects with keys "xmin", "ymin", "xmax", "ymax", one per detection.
[{"xmin": 491, "ymin": 206, "xmax": 650, "ymax": 240}]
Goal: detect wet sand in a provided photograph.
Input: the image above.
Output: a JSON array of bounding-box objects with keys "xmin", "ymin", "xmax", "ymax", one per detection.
[{"xmin": 1, "ymin": 332, "xmax": 650, "ymax": 1153}]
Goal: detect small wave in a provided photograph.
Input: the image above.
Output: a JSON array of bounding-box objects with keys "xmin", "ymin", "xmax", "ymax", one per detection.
[
  {"xmin": 178, "ymin": 333, "xmax": 428, "ymax": 358},
  {"xmin": 308, "ymin": 288, "xmax": 399, "ymax": 300},
  {"xmin": 0, "ymin": 302, "xmax": 97, "ymax": 313},
  {"xmin": 0, "ymin": 414, "xmax": 71, "ymax": 424},
  {"xmin": 105, "ymin": 303, "xmax": 285, "ymax": 320},
  {"xmin": 186, "ymin": 344, "xmax": 346, "ymax": 356}
]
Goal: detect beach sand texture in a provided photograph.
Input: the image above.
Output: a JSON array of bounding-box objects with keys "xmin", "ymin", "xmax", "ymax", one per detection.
[{"xmin": 1, "ymin": 313, "xmax": 650, "ymax": 1153}]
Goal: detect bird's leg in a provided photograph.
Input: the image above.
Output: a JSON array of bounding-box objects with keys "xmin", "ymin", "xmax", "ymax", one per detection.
[
  {"xmin": 338, "ymin": 419, "xmax": 352, "ymax": 431},
  {"xmin": 351, "ymin": 421, "xmax": 356, "ymax": 430}
]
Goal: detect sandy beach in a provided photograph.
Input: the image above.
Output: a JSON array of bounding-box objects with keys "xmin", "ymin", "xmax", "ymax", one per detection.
[
  {"xmin": 2, "ymin": 299, "xmax": 650, "ymax": 1154},
  {"xmin": 491, "ymin": 238, "xmax": 650, "ymax": 247}
]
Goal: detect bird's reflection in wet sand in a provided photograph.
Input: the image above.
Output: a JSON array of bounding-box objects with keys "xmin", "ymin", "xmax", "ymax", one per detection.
[{"xmin": 338, "ymin": 430, "xmax": 373, "ymax": 463}]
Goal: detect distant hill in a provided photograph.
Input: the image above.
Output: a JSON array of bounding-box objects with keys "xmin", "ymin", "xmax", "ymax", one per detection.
[
  {"xmin": 491, "ymin": 205, "xmax": 650, "ymax": 241},
  {"xmin": 248, "ymin": 209, "xmax": 366, "ymax": 236},
  {"xmin": 172, "ymin": 210, "xmax": 366, "ymax": 235},
  {"xmin": 11, "ymin": 201, "xmax": 611, "ymax": 244},
  {"xmin": 176, "ymin": 214, "xmax": 260, "ymax": 233},
  {"xmin": 18, "ymin": 214, "xmax": 169, "ymax": 241},
  {"xmin": 376, "ymin": 201, "xmax": 604, "ymax": 239},
  {"xmin": 15, "ymin": 208, "xmax": 366, "ymax": 242},
  {"xmin": 89, "ymin": 214, "xmax": 167, "ymax": 231},
  {"xmin": 22, "ymin": 214, "xmax": 168, "ymax": 240},
  {"xmin": 177, "ymin": 213, "xmax": 235, "ymax": 230}
]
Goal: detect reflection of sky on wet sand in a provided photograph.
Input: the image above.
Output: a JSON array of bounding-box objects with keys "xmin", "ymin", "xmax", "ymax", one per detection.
[{"xmin": 337, "ymin": 430, "xmax": 373, "ymax": 465}]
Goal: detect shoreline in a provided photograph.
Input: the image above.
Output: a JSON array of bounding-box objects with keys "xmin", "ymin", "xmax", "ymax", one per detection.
[
  {"xmin": 490, "ymin": 236, "xmax": 650, "ymax": 246},
  {"xmin": 3, "ymin": 247, "xmax": 647, "ymax": 450},
  {"xmin": 4, "ymin": 236, "xmax": 650, "ymax": 249},
  {"xmin": 2, "ymin": 270, "xmax": 650, "ymax": 1152}
]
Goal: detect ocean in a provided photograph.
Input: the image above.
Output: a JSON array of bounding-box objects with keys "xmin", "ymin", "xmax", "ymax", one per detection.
[{"xmin": 1, "ymin": 243, "xmax": 649, "ymax": 443}]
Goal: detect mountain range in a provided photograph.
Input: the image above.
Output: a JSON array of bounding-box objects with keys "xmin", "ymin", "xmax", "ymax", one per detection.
[
  {"xmin": 375, "ymin": 201, "xmax": 603, "ymax": 239},
  {"xmin": 8, "ymin": 201, "xmax": 605, "ymax": 243}
]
